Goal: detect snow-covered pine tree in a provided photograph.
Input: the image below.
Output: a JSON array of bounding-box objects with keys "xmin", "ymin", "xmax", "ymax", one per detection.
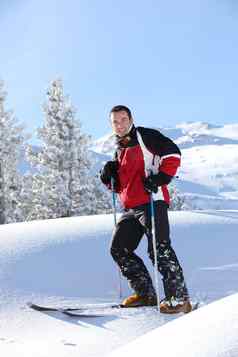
[
  {"xmin": 0, "ymin": 80, "xmax": 26, "ymax": 224},
  {"xmin": 168, "ymin": 182, "xmax": 188, "ymax": 210},
  {"xmin": 26, "ymin": 79, "xmax": 93, "ymax": 220},
  {"xmin": 88, "ymin": 174, "xmax": 113, "ymax": 215}
]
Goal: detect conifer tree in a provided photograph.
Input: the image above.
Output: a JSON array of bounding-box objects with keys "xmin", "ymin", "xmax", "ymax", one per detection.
[
  {"xmin": 0, "ymin": 80, "xmax": 25, "ymax": 223},
  {"xmin": 26, "ymin": 79, "xmax": 93, "ymax": 220},
  {"xmin": 88, "ymin": 175, "xmax": 113, "ymax": 215},
  {"xmin": 169, "ymin": 182, "xmax": 187, "ymax": 210}
]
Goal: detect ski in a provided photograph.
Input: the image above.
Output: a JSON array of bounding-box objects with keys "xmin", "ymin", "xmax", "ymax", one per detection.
[
  {"xmin": 27, "ymin": 302, "xmax": 121, "ymax": 317},
  {"xmin": 27, "ymin": 301, "xmax": 200, "ymax": 317},
  {"xmin": 27, "ymin": 302, "xmax": 200, "ymax": 317}
]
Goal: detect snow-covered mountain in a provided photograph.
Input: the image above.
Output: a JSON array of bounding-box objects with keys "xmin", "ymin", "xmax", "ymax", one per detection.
[
  {"xmin": 91, "ymin": 122, "xmax": 238, "ymax": 210},
  {"xmin": 0, "ymin": 210, "xmax": 238, "ymax": 356}
]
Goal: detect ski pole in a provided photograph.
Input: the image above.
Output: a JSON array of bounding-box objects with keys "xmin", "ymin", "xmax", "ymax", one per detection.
[
  {"xmin": 111, "ymin": 177, "xmax": 122, "ymax": 299},
  {"xmin": 150, "ymin": 193, "xmax": 160, "ymax": 313},
  {"xmin": 112, "ymin": 183, "xmax": 117, "ymax": 226}
]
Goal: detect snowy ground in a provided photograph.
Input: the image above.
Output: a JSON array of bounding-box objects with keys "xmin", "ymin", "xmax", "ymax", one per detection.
[
  {"xmin": 0, "ymin": 210, "xmax": 238, "ymax": 356},
  {"xmin": 109, "ymin": 293, "xmax": 238, "ymax": 357}
]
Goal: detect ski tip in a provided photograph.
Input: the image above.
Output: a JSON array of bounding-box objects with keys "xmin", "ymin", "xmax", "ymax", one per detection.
[{"xmin": 192, "ymin": 302, "xmax": 200, "ymax": 311}]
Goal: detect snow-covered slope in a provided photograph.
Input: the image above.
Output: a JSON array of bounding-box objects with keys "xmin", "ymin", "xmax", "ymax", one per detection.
[
  {"xmin": 91, "ymin": 122, "xmax": 238, "ymax": 209},
  {"xmin": 109, "ymin": 292, "xmax": 238, "ymax": 357},
  {"xmin": 0, "ymin": 210, "xmax": 238, "ymax": 356}
]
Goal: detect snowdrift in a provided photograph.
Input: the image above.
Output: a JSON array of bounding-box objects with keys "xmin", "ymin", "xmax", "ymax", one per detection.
[{"xmin": 108, "ymin": 292, "xmax": 238, "ymax": 357}]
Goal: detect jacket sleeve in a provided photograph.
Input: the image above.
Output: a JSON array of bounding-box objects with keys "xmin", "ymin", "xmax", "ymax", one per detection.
[{"xmin": 137, "ymin": 127, "xmax": 181, "ymax": 177}]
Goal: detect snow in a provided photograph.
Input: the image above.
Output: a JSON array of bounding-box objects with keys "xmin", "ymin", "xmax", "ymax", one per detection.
[
  {"xmin": 91, "ymin": 133, "xmax": 115, "ymax": 156},
  {"xmin": 109, "ymin": 293, "xmax": 238, "ymax": 357},
  {"xmin": 179, "ymin": 144, "xmax": 238, "ymax": 191},
  {"xmin": 0, "ymin": 210, "xmax": 238, "ymax": 356}
]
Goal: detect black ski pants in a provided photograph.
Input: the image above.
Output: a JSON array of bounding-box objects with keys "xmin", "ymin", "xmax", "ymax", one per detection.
[{"xmin": 110, "ymin": 200, "xmax": 189, "ymax": 301}]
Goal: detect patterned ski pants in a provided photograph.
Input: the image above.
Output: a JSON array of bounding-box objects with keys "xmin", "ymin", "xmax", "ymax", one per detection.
[{"xmin": 110, "ymin": 201, "xmax": 189, "ymax": 301}]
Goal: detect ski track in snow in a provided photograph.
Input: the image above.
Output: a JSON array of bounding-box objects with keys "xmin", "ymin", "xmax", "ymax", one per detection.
[{"xmin": 200, "ymin": 262, "xmax": 238, "ymax": 271}]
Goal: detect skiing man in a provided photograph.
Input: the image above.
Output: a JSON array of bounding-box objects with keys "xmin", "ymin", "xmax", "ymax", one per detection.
[{"xmin": 100, "ymin": 105, "xmax": 192, "ymax": 313}]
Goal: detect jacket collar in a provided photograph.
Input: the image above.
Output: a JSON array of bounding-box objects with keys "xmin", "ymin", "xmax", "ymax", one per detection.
[{"xmin": 115, "ymin": 125, "xmax": 138, "ymax": 148}]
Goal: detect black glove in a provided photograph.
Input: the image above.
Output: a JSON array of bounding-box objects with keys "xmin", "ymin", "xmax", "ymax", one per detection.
[
  {"xmin": 143, "ymin": 172, "xmax": 173, "ymax": 193},
  {"xmin": 100, "ymin": 160, "xmax": 119, "ymax": 185}
]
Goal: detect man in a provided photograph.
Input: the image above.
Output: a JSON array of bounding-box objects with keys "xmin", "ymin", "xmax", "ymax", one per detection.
[{"xmin": 100, "ymin": 105, "xmax": 191, "ymax": 314}]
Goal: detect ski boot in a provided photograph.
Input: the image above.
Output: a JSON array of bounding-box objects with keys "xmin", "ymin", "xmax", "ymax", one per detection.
[
  {"xmin": 160, "ymin": 298, "xmax": 192, "ymax": 314},
  {"xmin": 121, "ymin": 293, "xmax": 157, "ymax": 308}
]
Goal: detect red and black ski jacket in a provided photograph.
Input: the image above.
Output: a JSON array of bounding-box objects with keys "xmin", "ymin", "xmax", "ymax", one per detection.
[{"xmin": 103, "ymin": 125, "xmax": 181, "ymax": 209}]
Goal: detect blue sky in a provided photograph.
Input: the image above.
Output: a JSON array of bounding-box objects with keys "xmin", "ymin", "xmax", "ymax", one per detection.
[{"xmin": 1, "ymin": 0, "xmax": 238, "ymax": 143}]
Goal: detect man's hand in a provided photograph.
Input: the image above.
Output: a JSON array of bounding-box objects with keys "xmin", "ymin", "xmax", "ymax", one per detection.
[
  {"xmin": 100, "ymin": 161, "xmax": 119, "ymax": 185},
  {"xmin": 143, "ymin": 172, "xmax": 173, "ymax": 193},
  {"xmin": 143, "ymin": 175, "xmax": 159, "ymax": 193}
]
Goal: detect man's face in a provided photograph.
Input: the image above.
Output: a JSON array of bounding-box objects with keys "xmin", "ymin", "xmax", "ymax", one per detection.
[{"xmin": 110, "ymin": 110, "xmax": 133, "ymax": 137}]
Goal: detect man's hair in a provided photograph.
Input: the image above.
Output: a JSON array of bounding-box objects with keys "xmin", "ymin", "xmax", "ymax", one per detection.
[{"xmin": 110, "ymin": 105, "xmax": 132, "ymax": 119}]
